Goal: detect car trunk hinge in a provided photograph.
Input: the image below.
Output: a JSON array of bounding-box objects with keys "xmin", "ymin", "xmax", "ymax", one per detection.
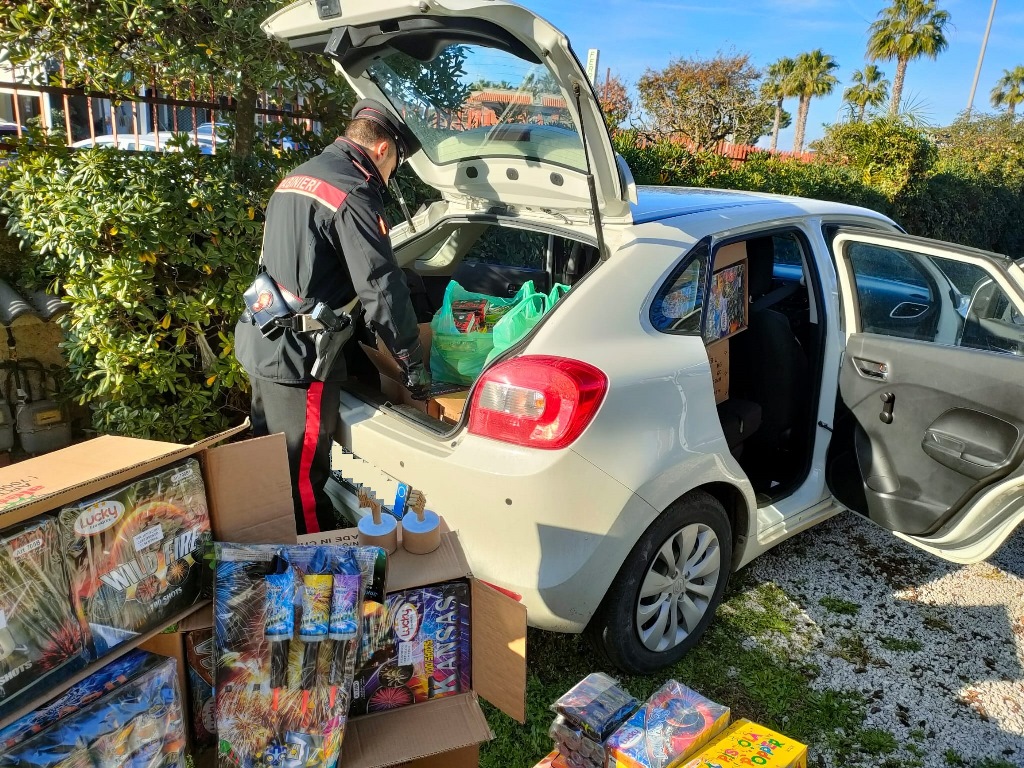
[{"xmin": 572, "ymin": 81, "xmax": 608, "ymax": 262}]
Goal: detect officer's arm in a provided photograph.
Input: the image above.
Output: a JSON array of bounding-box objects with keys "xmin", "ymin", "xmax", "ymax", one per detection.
[{"xmin": 333, "ymin": 188, "xmax": 422, "ymax": 370}]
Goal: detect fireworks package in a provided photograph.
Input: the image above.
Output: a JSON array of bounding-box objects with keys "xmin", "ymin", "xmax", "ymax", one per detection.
[
  {"xmin": 0, "ymin": 515, "xmax": 88, "ymax": 718},
  {"xmin": 58, "ymin": 459, "xmax": 211, "ymax": 658},
  {"xmin": 184, "ymin": 628, "xmax": 216, "ymax": 751},
  {"xmin": 0, "ymin": 649, "xmax": 187, "ymax": 768},
  {"xmin": 605, "ymin": 681, "xmax": 730, "ymax": 768},
  {"xmin": 214, "ymin": 543, "xmax": 385, "ymax": 768},
  {"xmin": 350, "ymin": 581, "xmax": 471, "ymax": 716},
  {"xmin": 552, "ymin": 673, "xmax": 639, "ymax": 743},
  {"xmin": 678, "ymin": 719, "xmax": 807, "ymax": 768}
]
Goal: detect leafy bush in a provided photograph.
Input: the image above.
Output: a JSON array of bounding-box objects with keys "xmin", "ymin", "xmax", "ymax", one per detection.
[{"xmin": 0, "ymin": 131, "xmax": 301, "ymax": 441}]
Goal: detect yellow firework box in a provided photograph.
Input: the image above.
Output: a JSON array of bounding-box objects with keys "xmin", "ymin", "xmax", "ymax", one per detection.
[{"xmin": 678, "ymin": 719, "xmax": 808, "ymax": 768}]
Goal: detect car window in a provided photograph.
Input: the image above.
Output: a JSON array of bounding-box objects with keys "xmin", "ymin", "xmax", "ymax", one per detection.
[
  {"xmin": 845, "ymin": 241, "xmax": 1024, "ymax": 355},
  {"xmin": 650, "ymin": 239, "xmax": 710, "ymax": 334}
]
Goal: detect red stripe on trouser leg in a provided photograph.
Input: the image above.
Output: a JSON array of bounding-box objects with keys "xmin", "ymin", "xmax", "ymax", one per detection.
[{"xmin": 298, "ymin": 381, "xmax": 324, "ymax": 534}]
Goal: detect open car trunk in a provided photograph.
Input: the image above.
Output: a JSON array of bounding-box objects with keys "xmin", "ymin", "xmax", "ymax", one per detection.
[{"xmin": 341, "ymin": 215, "xmax": 601, "ymax": 432}]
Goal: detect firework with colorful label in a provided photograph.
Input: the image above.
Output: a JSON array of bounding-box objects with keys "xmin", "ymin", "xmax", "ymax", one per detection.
[
  {"xmin": 0, "ymin": 650, "xmax": 186, "ymax": 768},
  {"xmin": 350, "ymin": 582, "xmax": 471, "ymax": 717},
  {"xmin": 214, "ymin": 543, "xmax": 380, "ymax": 768},
  {"xmin": 0, "ymin": 514, "xmax": 87, "ymax": 718},
  {"xmin": 184, "ymin": 628, "xmax": 216, "ymax": 752},
  {"xmin": 57, "ymin": 459, "xmax": 211, "ymax": 658},
  {"xmin": 552, "ymin": 673, "xmax": 639, "ymax": 743},
  {"xmin": 605, "ymin": 681, "xmax": 730, "ymax": 768},
  {"xmin": 677, "ymin": 719, "xmax": 807, "ymax": 768}
]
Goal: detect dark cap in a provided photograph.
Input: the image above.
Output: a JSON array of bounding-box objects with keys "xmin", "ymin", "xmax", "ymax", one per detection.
[{"xmin": 350, "ymin": 98, "xmax": 419, "ymax": 166}]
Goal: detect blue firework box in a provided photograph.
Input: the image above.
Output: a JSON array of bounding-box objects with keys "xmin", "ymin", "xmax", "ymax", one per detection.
[
  {"xmin": 350, "ymin": 581, "xmax": 471, "ymax": 716},
  {"xmin": 0, "ymin": 649, "xmax": 186, "ymax": 768}
]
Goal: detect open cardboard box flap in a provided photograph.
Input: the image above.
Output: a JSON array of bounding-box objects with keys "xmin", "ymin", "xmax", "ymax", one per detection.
[{"xmin": 0, "ymin": 422, "xmax": 248, "ymax": 529}]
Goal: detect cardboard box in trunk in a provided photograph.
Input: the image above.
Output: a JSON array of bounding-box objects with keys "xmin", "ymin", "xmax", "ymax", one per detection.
[
  {"xmin": 359, "ymin": 323, "xmax": 469, "ymax": 423},
  {"xmin": 707, "ymin": 338, "xmax": 730, "ymax": 404},
  {"xmin": 704, "ymin": 241, "xmax": 749, "ymax": 343}
]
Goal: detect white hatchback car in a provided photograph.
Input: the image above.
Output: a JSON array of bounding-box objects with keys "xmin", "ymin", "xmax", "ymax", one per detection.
[{"xmin": 265, "ymin": 0, "xmax": 1024, "ymax": 672}]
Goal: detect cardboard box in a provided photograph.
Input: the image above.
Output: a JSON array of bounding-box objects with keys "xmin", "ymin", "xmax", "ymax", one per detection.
[
  {"xmin": 703, "ymin": 242, "xmax": 748, "ymax": 343},
  {"xmin": 360, "ymin": 323, "xmax": 469, "ymax": 422},
  {"xmin": 0, "ymin": 423, "xmax": 294, "ymax": 730},
  {"xmin": 298, "ymin": 526, "xmax": 528, "ymax": 768},
  {"xmin": 707, "ymin": 338, "xmax": 729, "ymax": 404}
]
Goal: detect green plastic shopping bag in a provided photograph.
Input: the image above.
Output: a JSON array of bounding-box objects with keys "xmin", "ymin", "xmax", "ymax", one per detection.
[
  {"xmin": 485, "ymin": 282, "xmax": 570, "ymax": 365},
  {"xmin": 430, "ymin": 281, "xmax": 531, "ymax": 385}
]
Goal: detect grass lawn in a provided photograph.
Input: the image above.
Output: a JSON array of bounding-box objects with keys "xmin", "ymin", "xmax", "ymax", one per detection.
[{"xmin": 479, "ymin": 569, "xmax": 887, "ymax": 768}]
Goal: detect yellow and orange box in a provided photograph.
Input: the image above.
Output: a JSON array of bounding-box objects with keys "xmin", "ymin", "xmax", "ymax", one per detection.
[{"xmin": 678, "ymin": 719, "xmax": 807, "ymax": 768}]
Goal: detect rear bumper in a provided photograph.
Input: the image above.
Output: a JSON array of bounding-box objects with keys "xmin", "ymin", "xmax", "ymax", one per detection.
[{"xmin": 333, "ymin": 409, "xmax": 660, "ymax": 633}]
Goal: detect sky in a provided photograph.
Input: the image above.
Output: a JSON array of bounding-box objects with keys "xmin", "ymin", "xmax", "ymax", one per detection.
[{"xmin": 520, "ymin": 0, "xmax": 1024, "ymax": 150}]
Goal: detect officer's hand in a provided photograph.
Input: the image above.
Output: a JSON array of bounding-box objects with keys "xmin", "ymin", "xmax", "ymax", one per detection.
[{"xmin": 405, "ymin": 363, "xmax": 431, "ymax": 401}]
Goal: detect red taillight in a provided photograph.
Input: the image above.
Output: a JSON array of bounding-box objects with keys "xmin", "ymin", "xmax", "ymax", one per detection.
[{"xmin": 467, "ymin": 356, "xmax": 607, "ymax": 450}]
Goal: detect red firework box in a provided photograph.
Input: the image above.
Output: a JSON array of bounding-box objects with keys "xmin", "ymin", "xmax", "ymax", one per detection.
[
  {"xmin": 57, "ymin": 458, "xmax": 212, "ymax": 659},
  {"xmin": 350, "ymin": 581, "xmax": 472, "ymax": 716},
  {"xmin": 677, "ymin": 719, "xmax": 807, "ymax": 768},
  {"xmin": 605, "ymin": 681, "xmax": 730, "ymax": 768},
  {"xmin": 0, "ymin": 514, "xmax": 88, "ymax": 716}
]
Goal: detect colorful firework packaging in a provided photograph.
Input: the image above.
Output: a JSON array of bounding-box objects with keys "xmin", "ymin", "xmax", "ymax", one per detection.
[
  {"xmin": 0, "ymin": 515, "xmax": 87, "ymax": 716},
  {"xmin": 213, "ymin": 543, "xmax": 382, "ymax": 768},
  {"xmin": 184, "ymin": 628, "xmax": 216, "ymax": 751},
  {"xmin": 57, "ymin": 459, "xmax": 211, "ymax": 658},
  {"xmin": 350, "ymin": 582, "xmax": 471, "ymax": 717},
  {"xmin": 605, "ymin": 681, "xmax": 730, "ymax": 768},
  {"xmin": 0, "ymin": 649, "xmax": 187, "ymax": 768},
  {"xmin": 552, "ymin": 673, "xmax": 639, "ymax": 743},
  {"xmin": 677, "ymin": 719, "xmax": 807, "ymax": 768}
]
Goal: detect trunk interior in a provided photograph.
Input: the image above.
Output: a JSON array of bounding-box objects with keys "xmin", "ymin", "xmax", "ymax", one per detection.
[{"xmin": 341, "ymin": 218, "xmax": 599, "ymax": 431}]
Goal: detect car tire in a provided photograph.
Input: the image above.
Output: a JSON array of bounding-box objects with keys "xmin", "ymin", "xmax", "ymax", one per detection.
[{"xmin": 587, "ymin": 491, "xmax": 732, "ymax": 674}]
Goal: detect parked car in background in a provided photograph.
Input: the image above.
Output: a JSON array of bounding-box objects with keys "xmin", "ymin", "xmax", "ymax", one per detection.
[
  {"xmin": 71, "ymin": 131, "xmax": 214, "ymax": 153},
  {"xmin": 265, "ymin": 0, "xmax": 1024, "ymax": 673}
]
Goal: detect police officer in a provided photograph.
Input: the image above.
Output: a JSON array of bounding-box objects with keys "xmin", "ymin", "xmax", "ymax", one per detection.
[{"xmin": 235, "ymin": 99, "xmax": 430, "ymax": 535}]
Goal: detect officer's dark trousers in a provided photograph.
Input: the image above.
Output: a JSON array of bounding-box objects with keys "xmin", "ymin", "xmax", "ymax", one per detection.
[{"xmin": 250, "ymin": 377, "xmax": 341, "ymax": 535}]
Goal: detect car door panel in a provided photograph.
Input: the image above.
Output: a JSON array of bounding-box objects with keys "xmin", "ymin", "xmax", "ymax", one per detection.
[
  {"xmin": 831, "ymin": 228, "xmax": 1024, "ymax": 562},
  {"xmin": 841, "ymin": 334, "xmax": 1024, "ymax": 536}
]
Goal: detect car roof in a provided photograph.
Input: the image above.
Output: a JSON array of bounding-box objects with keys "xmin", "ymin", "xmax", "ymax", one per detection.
[{"xmin": 631, "ymin": 185, "xmax": 892, "ymax": 227}]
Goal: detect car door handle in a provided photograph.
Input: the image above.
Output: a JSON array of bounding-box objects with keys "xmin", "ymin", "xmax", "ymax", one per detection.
[
  {"xmin": 890, "ymin": 301, "xmax": 930, "ymax": 319},
  {"xmin": 854, "ymin": 357, "xmax": 889, "ymax": 380}
]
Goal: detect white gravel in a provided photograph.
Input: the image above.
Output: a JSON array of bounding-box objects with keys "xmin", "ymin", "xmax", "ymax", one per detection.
[{"xmin": 743, "ymin": 511, "xmax": 1024, "ymax": 767}]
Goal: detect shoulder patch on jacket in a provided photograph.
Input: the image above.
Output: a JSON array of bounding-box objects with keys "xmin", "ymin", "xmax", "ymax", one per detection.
[{"xmin": 276, "ymin": 175, "xmax": 348, "ymax": 212}]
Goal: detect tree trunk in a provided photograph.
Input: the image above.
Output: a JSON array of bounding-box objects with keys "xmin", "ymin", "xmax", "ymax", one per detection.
[
  {"xmin": 770, "ymin": 98, "xmax": 782, "ymax": 152},
  {"xmin": 232, "ymin": 80, "xmax": 257, "ymax": 177},
  {"xmin": 859, "ymin": 102, "xmax": 866, "ymax": 122},
  {"xmin": 1010, "ymin": 102, "xmax": 1017, "ymax": 118},
  {"xmin": 890, "ymin": 58, "xmax": 908, "ymax": 117},
  {"xmin": 793, "ymin": 95, "xmax": 810, "ymax": 153}
]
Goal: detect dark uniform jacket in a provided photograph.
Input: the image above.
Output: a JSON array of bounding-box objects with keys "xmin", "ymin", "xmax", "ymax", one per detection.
[{"xmin": 235, "ymin": 138, "xmax": 421, "ymax": 384}]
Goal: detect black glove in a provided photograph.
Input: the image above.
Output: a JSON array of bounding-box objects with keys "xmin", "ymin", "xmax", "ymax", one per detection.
[{"xmin": 405, "ymin": 363, "xmax": 431, "ymax": 400}]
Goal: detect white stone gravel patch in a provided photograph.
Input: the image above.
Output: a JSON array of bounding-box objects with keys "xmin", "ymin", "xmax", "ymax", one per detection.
[{"xmin": 742, "ymin": 511, "xmax": 1024, "ymax": 768}]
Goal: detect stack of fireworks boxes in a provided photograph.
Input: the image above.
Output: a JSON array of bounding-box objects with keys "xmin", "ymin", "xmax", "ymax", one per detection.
[
  {"xmin": 0, "ymin": 456, "xmax": 211, "ymax": 767},
  {"xmin": 535, "ymin": 673, "xmax": 808, "ymax": 768}
]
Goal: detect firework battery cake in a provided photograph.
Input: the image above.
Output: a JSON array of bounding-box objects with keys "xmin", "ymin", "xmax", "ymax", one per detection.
[
  {"xmin": 552, "ymin": 673, "xmax": 639, "ymax": 743},
  {"xmin": 0, "ymin": 515, "xmax": 87, "ymax": 717},
  {"xmin": 350, "ymin": 581, "xmax": 471, "ymax": 717},
  {"xmin": 58, "ymin": 458, "xmax": 211, "ymax": 657},
  {"xmin": 184, "ymin": 628, "xmax": 216, "ymax": 751},
  {"xmin": 605, "ymin": 680, "xmax": 730, "ymax": 768},
  {"xmin": 0, "ymin": 649, "xmax": 187, "ymax": 768},
  {"xmin": 213, "ymin": 543, "xmax": 382, "ymax": 768},
  {"xmin": 677, "ymin": 719, "xmax": 807, "ymax": 768}
]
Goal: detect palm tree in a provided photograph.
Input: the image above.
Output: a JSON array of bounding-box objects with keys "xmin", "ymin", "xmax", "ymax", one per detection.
[
  {"xmin": 843, "ymin": 65, "xmax": 890, "ymax": 122},
  {"xmin": 791, "ymin": 50, "xmax": 839, "ymax": 153},
  {"xmin": 991, "ymin": 66, "xmax": 1024, "ymax": 117},
  {"xmin": 762, "ymin": 57, "xmax": 797, "ymax": 152},
  {"xmin": 867, "ymin": 0, "xmax": 951, "ymax": 117}
]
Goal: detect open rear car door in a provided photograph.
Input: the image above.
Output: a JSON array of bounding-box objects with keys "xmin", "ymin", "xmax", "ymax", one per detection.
[{"xmin": 828, "ymin": 228, "xmax": 1024, "ymax": 563}]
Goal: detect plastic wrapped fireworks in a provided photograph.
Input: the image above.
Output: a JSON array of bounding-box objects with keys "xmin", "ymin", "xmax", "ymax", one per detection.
[
  {"xmin": 214, "ymin": 542, "xmax": 384, "ymax": 768},
  {"xmin": 350, "ymin": 582, "xmax": 471, "ymax": 716},
  {"xmin": 58, "ymin": 459, "xmax": 211, "ymax": 658},
  {"xmin": 0, "ymin": 515, "xmax": 88, "ymax": 718},
  {"xmin": 0, "ymin": 649, "xmax": 186, "ymax": 768},
  {"xmin": 552, "ymin": 673, "xmax": 639, "ymax": 743},
  {"xmin": 677, "ymin": 719, "xmax": 807, "ymax": 768},
  {"xmin": 605, "ymin": 680, "xmax": 730, "ymax": 768},
  {"xmin": 548, "ymin": 715, "xmax": 606, "ymax": 768}
]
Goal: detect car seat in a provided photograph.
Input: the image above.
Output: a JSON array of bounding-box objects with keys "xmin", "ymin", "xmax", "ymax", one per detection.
[{"xmin": 730, "ymin": 238, "xmax": 809, "ymax": 463}]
